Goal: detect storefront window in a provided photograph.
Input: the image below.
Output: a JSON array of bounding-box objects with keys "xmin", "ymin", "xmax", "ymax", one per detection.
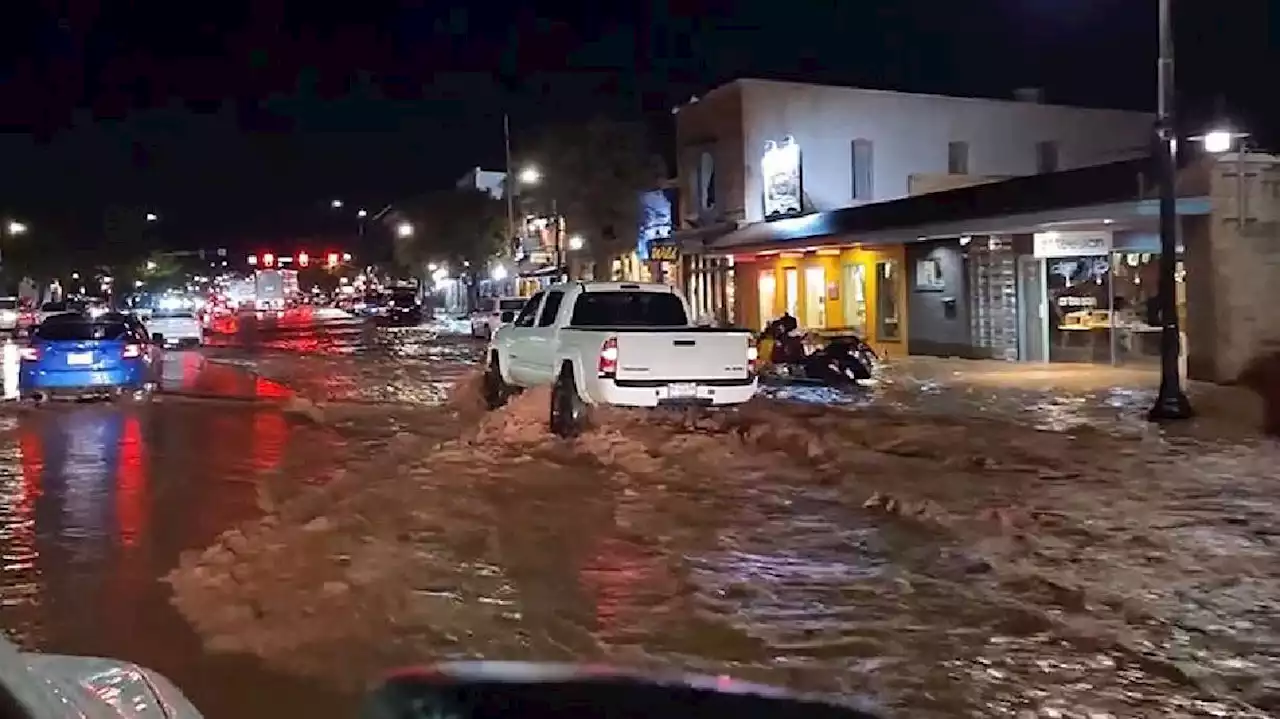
[
  {"xmin": 757, "ymin": 270, "xmax": 776, "ymax": 329},
  {"xmin": 803, "ymin": 266, "xmax": 826, "ymax": 328},
  {"xmin": 1046, "ymin": 255, "xmax": 1112, "ymax": 363},
  {"xmin": 875, "ymin": 260, "xmax": 901, "ymax": 340},
  {"xmin": 1109, "ymin": 252, "xmax": 1163, "ymax": 365},
  {"xmin": 842, "ymin": 264, "xmax": 867, "ymax": 334}
]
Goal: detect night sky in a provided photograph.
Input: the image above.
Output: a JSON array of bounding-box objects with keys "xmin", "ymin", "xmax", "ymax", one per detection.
[{"xmin": 0, "ymin": 0, "xmax": 1274, "ymax": 251}]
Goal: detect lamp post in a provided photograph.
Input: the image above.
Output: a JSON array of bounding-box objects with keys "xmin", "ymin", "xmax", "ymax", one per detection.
[{"xmin": 1147, "ymin": 0, "xmax": 1193, "ymax": 421}]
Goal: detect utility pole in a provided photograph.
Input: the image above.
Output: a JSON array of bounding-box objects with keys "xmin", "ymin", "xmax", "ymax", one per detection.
[
  {"xmin": 1148, "ymin": 0, "xmax": 1193, "ymax": 421},
  {"xmin": 503, "ymin": 114, "xmax": 518, "ymax": 251}
]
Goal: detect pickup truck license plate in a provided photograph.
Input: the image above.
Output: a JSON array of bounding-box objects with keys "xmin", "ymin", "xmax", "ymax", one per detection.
[
  {"xmin": 66, "ymin": 352, "xmax": 92, "ymax": 366},
  {"xmin": 667, "ymin": 382, "xmax": 697, "ymax": 399}
]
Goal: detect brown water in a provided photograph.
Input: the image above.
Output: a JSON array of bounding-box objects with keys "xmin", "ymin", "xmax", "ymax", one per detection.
[{"xmin": 5, "ymin": 326, "xmax": 1277, "ymax": 718}]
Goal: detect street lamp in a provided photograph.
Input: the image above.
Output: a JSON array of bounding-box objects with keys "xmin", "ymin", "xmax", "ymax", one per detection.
[
  {"xmin": 491, "ymin": 264, "xmax": 509, "ymax": 281},
  {"xmin": 145, "ymin": 260, "xmax": 157, "ymax": 272},
  {"xmin": 5, "ymin": 220, "xmax": 27, "ymax": 236},
  {"xmin": 396, "ymin": 222, "xmax": 414, "ymax": 238},
  {"xmin": 567, "ymin": 234, "xmax": 585, "ymax": 251},
  {"xmin": 357, "ymin": 208, "xmax": 368, "ymax": 218},
  {"xmin": 1147, "ymin": 0, "xmax": 1193, "ymax": 421},
  {"xmin": 519, "ymin": 166, "xmax": 541, "ymax": 185},
  {"xmin": 331, "ymin": 199, "xmax": 344, "ymax": 209},
  {"xmin": 145, "ymin": 212, "xmax": 158, "ymax": 222}
]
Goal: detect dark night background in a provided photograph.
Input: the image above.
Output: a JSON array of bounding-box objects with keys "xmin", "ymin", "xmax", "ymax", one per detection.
[{"xmin": 0, "ymin": 0, "xmax": 1274, "ymax": 254}]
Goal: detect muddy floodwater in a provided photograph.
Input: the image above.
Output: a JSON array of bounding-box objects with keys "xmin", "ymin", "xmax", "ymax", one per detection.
[{"xmin": 3, "ymin": 324, "xmax": 1279, "ymax": 718}]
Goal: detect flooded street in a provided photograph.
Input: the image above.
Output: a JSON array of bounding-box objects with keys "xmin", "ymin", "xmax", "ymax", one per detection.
[{"xmin": 4, "ymin": 317, "xmax": 1280, "ymax": 718}]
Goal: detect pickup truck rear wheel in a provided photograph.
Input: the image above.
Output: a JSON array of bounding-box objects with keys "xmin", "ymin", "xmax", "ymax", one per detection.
[
  {"xmin": 550, "ymin": 364, "xmax": 589, "ymax": 438},
  {"xmin": 483, "ymin": 353, "xmax": 511, "ymax": 410}
]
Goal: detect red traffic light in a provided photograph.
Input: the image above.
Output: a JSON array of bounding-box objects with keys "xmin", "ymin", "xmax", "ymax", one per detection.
[
  {"xmin": 262, "ymin": 252, "xmax": 275, "ymax": 267},
  {"xmin": 297, "ymin": 251, "xmax": 309, "ymax": 267}
]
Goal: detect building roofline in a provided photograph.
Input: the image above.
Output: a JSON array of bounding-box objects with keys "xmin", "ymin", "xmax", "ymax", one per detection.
[{"xmin": 721, "ymin": 77, "xmax": 1151, "ymax": 116}]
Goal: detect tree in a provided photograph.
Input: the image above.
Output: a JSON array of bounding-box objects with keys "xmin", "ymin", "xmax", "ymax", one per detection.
[
  {"xmin": 394, "ymin": 187, "xmax": 507, "ymax": 274},
  {"xmin": 519, "ymin": 117, "xmax": 667, "ymax": 276},
  {"xmin": 393, "ymin": 187, "xmax": 507, "ymax": 310}
]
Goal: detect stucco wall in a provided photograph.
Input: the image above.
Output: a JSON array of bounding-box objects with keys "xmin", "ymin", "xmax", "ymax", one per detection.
[{"xmin": 676, "ymin": 78, "xmax": 1153, "ymax": 225}]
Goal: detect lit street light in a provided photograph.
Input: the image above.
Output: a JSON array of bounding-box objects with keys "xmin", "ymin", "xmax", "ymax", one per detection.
[
  {"xmin": 519, "ymin": 166, "xmax": 541, "ymax": 185},
  {"xmin": 567, "ymin": 234, "xmax": 585, "ymax": 251},
  {"xmin": 1202, "ymin": 130, "xmax": 1233, "ymax": 154},
  {"xmin": 490, "ymin": 264, "xmax": 509, "ymax": 281},
  {"xmin": 331, "ymin": 199, "xmax": 344, "ymax": 209},
  {"xmin": 357, "ymin": 208, "xmax": 368, "ymax": 218},
  {"xmin": 1146, "ymin": 0, "xmax": 1193, "ymax": 422},
  {"xmin": 145, "ymin": 212, "xmax": 159, "ymax": 222},
  {"xmin": 396, "ymin": 222, "xmax": 414, "ymax": 238},
  {"xmin": 145, "ymin": 260, "xmax": 157, "ymax": 272},
  {"xmin": 5, "ymin": 220, "xmax": 27, "ymax": 236}
]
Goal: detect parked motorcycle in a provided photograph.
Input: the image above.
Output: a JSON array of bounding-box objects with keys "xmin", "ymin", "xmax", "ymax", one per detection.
[{"xmin": 758, "ymin": 315, "xmax": 877, "ymax": 386}]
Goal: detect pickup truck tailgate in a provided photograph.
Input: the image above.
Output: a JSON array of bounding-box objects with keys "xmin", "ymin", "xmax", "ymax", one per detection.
[{"xmin": 614, "ymin": 332, "xmax": 750, "ymax": 382}]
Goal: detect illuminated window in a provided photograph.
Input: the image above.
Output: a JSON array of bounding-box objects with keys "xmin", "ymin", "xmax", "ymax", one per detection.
[
  {"xmin": 757, "ymin": 270, "xmax": 776, "ymax": 329},
  {"xmin": 843, "ymin": 264, "xmax": 867, "ymax": 334},
  {"xmin": 803, "ymin": 266, "xmax": 826, "ymax": 328},
  {"xmin": 783, "ymin": 267, "xmax": 799, "ymax": 318}
]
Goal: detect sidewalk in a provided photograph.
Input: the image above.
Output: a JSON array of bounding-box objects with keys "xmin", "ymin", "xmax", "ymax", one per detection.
[{"xmin": 856, "ymin": 356, "xmax": 1264, "ymax": 439}]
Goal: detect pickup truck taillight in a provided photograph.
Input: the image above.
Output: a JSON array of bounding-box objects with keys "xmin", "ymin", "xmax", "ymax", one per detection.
[
  {"xmin": 747, "ymin": 336, "xmax": 758, "ymax": 375},
  {"xmin": 597, "ymin": 336, "xmax": 619, "ymax": 378}
]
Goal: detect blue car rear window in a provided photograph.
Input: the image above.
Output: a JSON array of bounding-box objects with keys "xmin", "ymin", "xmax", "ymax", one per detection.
[{"xmin": 34, "ymin": 322, "xmax": 130, "ymax": 342}]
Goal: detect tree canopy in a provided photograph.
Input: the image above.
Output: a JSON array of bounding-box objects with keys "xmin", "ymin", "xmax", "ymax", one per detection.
[
  {"xmin": 518, "ymin": 117, "xmax": 667, "ymax": 272},
  {"xmin": 392, "ymin": 187, "xmax": 507, "ymax": 275}
]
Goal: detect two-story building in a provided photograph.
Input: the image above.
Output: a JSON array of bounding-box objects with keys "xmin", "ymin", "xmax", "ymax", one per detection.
[{"xmin": 668, "ymin": 78, "xmax": 1154, "ymax": 356}]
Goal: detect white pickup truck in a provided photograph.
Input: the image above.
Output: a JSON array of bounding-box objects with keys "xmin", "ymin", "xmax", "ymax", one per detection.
[{"xmin": 485, "ymin": 282, "xmax": 758, "ymax": 437}]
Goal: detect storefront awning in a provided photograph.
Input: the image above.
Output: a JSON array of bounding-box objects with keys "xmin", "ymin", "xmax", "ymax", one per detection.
[{"xmin": 708, "ymin": 155, "xmax": 1212, "ymax": 254}]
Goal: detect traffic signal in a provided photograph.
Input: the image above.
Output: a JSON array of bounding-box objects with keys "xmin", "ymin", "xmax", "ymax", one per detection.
[{"xmin": 298, "ymin": 251, "xmax": 309, "ymax": 267}]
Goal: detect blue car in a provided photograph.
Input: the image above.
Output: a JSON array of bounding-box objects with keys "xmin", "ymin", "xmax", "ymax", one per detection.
[{"xmin": 20, "ymin": 312, "xmax": 162, "ymax": 401}]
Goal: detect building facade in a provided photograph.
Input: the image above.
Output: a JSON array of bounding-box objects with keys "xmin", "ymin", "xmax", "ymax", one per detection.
[
  {"xmin": 670, "ymin": 78, "xmax": 1156, "ymax": 342},
  {"xmin": 456, "ymin": 167, "xmax": 509, "ymax": 200}
]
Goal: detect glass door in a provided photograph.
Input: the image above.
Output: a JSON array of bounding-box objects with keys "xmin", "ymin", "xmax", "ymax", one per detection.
[
  {"xmin": 784, "ymin": 267, "xmax": 799, "ymax": 318},
  {"xmin": 803, "ymin": 266, "xmax": 826, "ymax": 328},
  {"xmin": 842, "ymin": 263, "xmax": 867, "ymax": 334},
  {"xmin": 757, "ymin": 270, "xmax": 776, "ymax": 329}
]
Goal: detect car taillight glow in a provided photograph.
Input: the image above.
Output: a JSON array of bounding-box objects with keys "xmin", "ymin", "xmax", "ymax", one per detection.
[
  {"xmin": 597, "ymin": 336, "xmax": 618, "ymax": 377},
  {"xmin": 747, "ymin": 336, "xmax": 758, "ymax": 374},
  {"xmin": 18, "ymin": 347, "xmax": 39, "ymax": 362},
  {"xmin": 122, "ymin": 344, "xmax": 143, "ymax": 359}
]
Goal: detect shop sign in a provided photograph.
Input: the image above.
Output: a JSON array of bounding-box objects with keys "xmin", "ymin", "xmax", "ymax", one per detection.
[
  {"xmin": 762, "ymin": 136, "xmax": 802, "ymax": 217},
  {"xmin": 1033, "ymin": 231, "xmax": 1113, "ymax": 258},
  {"xmin": 649, "ymin": 244, "xmax": 679, "ymax": 262}
]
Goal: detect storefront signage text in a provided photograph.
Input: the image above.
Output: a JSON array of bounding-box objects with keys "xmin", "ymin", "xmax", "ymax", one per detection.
[
  {"xmin": 762, "ymin": 136, "xmax": 802, "ymax": 217},
  {"xmin": 649, "ymin": 244, "xmax": 679, "ymax": 262},
  {"xmin": 1033, "ymin": 231, "xmax": 1113, "ymax": 258}
]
